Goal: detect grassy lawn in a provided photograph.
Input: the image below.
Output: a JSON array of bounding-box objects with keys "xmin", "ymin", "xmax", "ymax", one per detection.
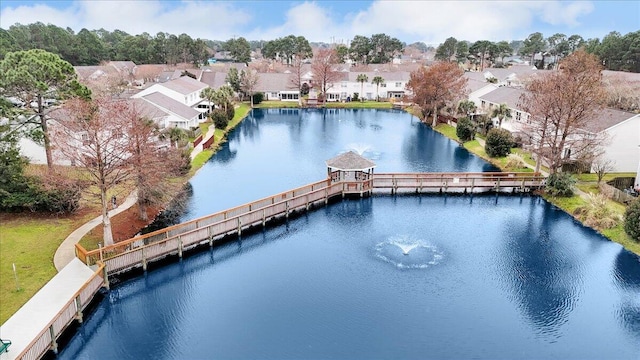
[
  {"xmin": 0, "ymin": 211, "xmax": 96, "ymax": 324},
  {"xmin": 325, "ymin": 101, "xmax": 392, "ymax": 109},
  {"xmin": 433, "ymin": 123, "xmax": 459, "ymax": 142},
  {"xmin": 255, "ymin": 101, "xmax": 299, "ymax": 108}
]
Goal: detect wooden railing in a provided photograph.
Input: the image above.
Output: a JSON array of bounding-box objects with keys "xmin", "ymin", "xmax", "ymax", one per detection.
[
  {"xmin": 81, "ymin": 179, "xmax": 342, "ymax": 274},
  {"xmin": 77, "ymin": 172, "xmax": 545, "ymax": 277},
  {"xmin": 373, "ymin": 172, "xmax": 545, "ymax": 194},
  {"xmin": 15, "ymin": 264, "xmax": 105, "ymax": 360}
]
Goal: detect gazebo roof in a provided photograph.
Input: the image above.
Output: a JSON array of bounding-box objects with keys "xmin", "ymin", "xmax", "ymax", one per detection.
[{"xmin": 326, "ymin": 151, "xmax": 376, "ymax": 171}]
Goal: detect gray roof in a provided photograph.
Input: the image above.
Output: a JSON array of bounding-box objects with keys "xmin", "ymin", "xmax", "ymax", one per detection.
[
  {"xmin": 161, "ymin": 76, "xmax": 208, "ymax": 95},
  {"xmin": 200, "ymin": 71, "xmax": 229, "ymax": 89},
  {"xmin": 479, "ymin": 87, "xmax": 527, "ymax": 109},
  {"xmin": 255, "ymin": 73, "xmax": 297, "ymax": 92},
  {"xmin": 466, "ymin": 78, "xmax": 491, "ymax": 93},
  {"xmin": 130, "ymin": 98, "xmax": 168, "ymax": 120},
  {"xmin": 326, "ymin": 151, "xmax": 376, "ymax": 170},
  {"xmin": 345, "ymin": 71, "xmax": 410, "ymax": 82},
  {"xmin": 589, "ymin": 108, "xmax": 638, "ymax": 133},
  {"xmin": 142, "ymin": 92, "xmax": 200, "ymax": 120}
]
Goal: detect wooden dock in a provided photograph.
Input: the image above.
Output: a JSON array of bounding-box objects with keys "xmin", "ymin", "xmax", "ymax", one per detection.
[{"xmin": 76, "ymin": 172, "xmax": 544, "ymax": 277}]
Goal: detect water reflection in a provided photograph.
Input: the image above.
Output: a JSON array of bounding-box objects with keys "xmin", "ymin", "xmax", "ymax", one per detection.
[
  {"xmin": 497, "ymin": 198, "xmax": 583, "ymax": 340},
  {"xmin": 613, "ymin": 249, "xmax": 640, "ymax": 341}
]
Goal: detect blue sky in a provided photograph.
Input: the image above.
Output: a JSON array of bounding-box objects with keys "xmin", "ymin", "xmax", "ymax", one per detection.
[{"xmin": 1, "ymin": 1, "xmax": 637, "ymax": 45}]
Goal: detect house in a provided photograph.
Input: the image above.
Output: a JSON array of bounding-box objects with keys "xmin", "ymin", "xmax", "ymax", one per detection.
[
  {"xmin": 255, "ymin": 73, "xmax": 301, "ymax": 102},
  {"xmin": 477, "ymin": 86, "xmax": 639, "ymax": 173},
  {"xmin": 325, "ymin": 71, "xmax": 411, "ymax": 102},
  {"xmin": 131, "ymin": 76, "xmax": 210, "ymax": 126}
]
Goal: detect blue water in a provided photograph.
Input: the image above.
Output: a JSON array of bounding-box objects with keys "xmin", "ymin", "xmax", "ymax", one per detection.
[{"xmin": 59, "ymin": 109, "xmax": 640, "ymax": 359}]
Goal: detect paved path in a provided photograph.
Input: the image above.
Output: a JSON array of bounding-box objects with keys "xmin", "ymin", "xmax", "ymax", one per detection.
[
  {"xmin": 0, "ymin": 259, "xmax": 95, "ymax": 360},
  {"xmin": 191, "ymin": 125, "xmax": 216, "ymax": 160},
  {"xmin": 53, "ymin": 189, "xmax": 138, "ymax": 271}
]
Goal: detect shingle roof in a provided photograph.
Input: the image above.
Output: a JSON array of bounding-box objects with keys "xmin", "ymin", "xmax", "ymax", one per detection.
[
  {"xmin": 200, "ymin": 71, "xmax": 229, "ymax": 89},
  {"xmin": 255, "ymin": 73, "xmax": 297, "ymax": 92},
  {"xmin": 479, "ymin": 87, "xmax": 527, "ymax": 109},
  {"xmin": 161, "ymin": 76, "xmax": 208, "ymax": 95},
  {"xmin": 326, "ymin": 151, "xmax": 376, "ymax": 170},
  {"xmin": 142, "ymin": 92, "xmax": 200, "ymax": 120},
  {"xmin": 589, "ymin": 108, "xmax": 638, "ymax": 133}
]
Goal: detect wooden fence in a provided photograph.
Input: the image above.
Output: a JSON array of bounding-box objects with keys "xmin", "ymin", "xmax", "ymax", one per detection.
[{"xmin": 15, "ymin": 264, "xmax": 105, "ymax": 360}]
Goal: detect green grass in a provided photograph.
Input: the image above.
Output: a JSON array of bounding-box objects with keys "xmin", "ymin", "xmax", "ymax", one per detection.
[
  {"xmin": 433, "ymin": 124, "xmax": 459, "ymax": 142},
  {"xmin": 0, "ymin": 213, "xmax": 95, "ymax": 324},
  {"xmin": 255, "ymin": 101, "xmax": 300, "ymax": 108},
  {"xmin": 575, "ymin": 172, "xmax": 635, "ymax": 182},
  {"xmin": 325, "ymin": 101, "xmax": 392, "ymax": 109}
]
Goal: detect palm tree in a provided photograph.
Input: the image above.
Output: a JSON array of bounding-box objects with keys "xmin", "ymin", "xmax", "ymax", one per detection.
[
  {"xmin": 371, "ymin": 76, "xmax": 385, "ymax": 101},
  {"xmin": 457, "ymin": 100, "xmax": 477, "ymax": 119},
  {"xmin": 490, "ymin": 103, "xmax": 512, "ymax": 128},
  {"xmin": 162, "ymin": 126, "xmax": 187, "ymax": 148},
  {"xmin": 356, "ymin": 73, "xmax": 368, "ymax": 101},
  {"xmin": 200, "ymin": 87, "xmax": 216, "ymax": 114}
]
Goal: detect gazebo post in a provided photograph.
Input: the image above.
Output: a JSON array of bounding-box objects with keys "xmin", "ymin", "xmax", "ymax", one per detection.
[{"xmin": 325, "ymin": 151, "xmax": 376, "ymax": 198}]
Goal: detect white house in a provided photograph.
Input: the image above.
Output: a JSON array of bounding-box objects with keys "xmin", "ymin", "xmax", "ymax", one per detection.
[{"xmin": 131, "ymin": 76, "xmax": 210, "ymax": 126}]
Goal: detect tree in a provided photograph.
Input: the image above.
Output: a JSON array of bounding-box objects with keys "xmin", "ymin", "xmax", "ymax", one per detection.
[
  {"xmin": 335, "ymin": 44, "xmax": 349, "ymax": 63},
  {"xmin": 457, "ymin": 99, "xmax": 477, "ymax": 119},
  {"xmin": 521, "ymin": 32, "xmax": 547, "ymax": 68},
  {"xmin": 311, "ymin": 48, "xmax": 341, "ymax": 98},
  {"xmin": 124, "ymin": 100, "xmax": 186, "ymax": 221},
  {"xmin": 519, "ymin": 50, "xmax": 608, "ymax": 174},
  {"xmin": 369, "ymin": 33, "xmax": 404, "ymax": 64},
  {"xmin": 200, "ymin": 87, "xmax": 216, "ymax": 114},
  {"xmin": 435, "ymin": 37, "xmax": 458, "ymax": 62},
  {"xmin": 356, "ymin": 74, "xmax": 368, "ymax": 101},
  {"xmin": 371, "ymin": 76, "xmax": 385, "ymax": 101},
  {"xmin": 469, "ymin": 40, "xmax": 494, "ymax": 70},
  {"xmin": 50, "ymin": 97, "xmax": 133, "ymax": 246},
  {"xmin": 240, "ymin": 69, "xmax": 259, "ymax": 107},
  {"xmin": 406, "ymin": 62, "xmax": 467, "ymax": 127},
  {"xmin": 456, "ymin": 117, "xmax": 475, "ymax": 142},
  {"xmin": 0, "ymin": 49, "xmax": 91, "ymax": 168},
  {"xmin": 212, "ymin": 85, "xmax": 234, "ymax": 114},
  {"xmin": 162, "ymin": 126, "xmax": 187, "ymax": 148},
  {"xmin": 349, "ymin": 35, "xmax": 372, "ymax": 65},
  {"xmin": 591, "ymin": 156, "xmax": 615, "ymax": 184},
  {"xmin": 547, "ymin": 33, "xmax": 570, "ymax": 69},
  {"xmin": 226, "ymin": 68, "xmax": 241, "ymax": 94},
  {"xmin": 490, "ymin": 103, "xmax": 511, "ymax": 128},
  {"xmin": 485, "ymin": 128, "xmax": 514, "ymax": 157},
  {"xmin": 494, "ymin": 41, "xmax": 513, "ymax": 64},
  {"xmin": 624, "ymin": 198, "xmax": 640, "ymax": 242},
  {"xmin": 455, "ymin": 41, "xmax": 469, "ymax": 64},
  {"xmin": 225, "ymin": 37, "xmax": 251, "ymax": 64}
]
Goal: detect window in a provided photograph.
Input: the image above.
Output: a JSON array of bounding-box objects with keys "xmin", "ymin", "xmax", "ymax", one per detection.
[
  {"xmin": 380, "ymin": 83, "xmax": 386, "ymax": 87},
  {"xmin": 515, "ymin": 111, "xmax": 522, "ymax": 122},
  {"xmin": 481, "ymin": 100, "xmax": 486, "ymax": 107},
  {"xmin": 341, "ymin": 82, "xmax": 347, "ymax": 88},
  {"xmin": 395, "ymin": 82, "xmax": 402, "ymax": 87}
]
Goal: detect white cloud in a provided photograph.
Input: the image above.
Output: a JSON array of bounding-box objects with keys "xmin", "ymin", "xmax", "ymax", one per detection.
[
  {"xmin": 0, "ymin": 0, "xmax": 595, "ymax": 45},
  {"xmin": 1, "ymin": 1, "xmax": 251, "ymax": 40}
]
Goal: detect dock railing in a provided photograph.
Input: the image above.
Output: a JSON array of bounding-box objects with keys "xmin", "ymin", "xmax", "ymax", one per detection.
[
  {"xmin": 76, "ymin": 172, "xmax": 544, "ymax": 277},
  {"xmin": 14, "ymin": 263, "xmax": 105, "ymax": 360}
]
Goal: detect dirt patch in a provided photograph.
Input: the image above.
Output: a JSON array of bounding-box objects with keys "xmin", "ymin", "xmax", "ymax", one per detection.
[{"xmin": 88, "ymin": 205, "xmax": 163, "ymax": 244}]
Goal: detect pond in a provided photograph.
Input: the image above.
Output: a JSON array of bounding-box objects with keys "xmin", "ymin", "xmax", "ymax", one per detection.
[{"xmin": 58, "ymin": 109, "xmax": 640, "ymax": 359}]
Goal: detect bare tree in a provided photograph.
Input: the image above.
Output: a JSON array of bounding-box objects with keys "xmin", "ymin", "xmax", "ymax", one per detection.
[
  {"xmin": 520, "ymin": 50, "xmax": 608, "ymax": 174},
  {"xmin": 124, "ymin": 100, "xmax": 187, "ymax": 221},
  {"xmin": 240, "ymin": 69, "xmax": 260, "ymax": 108},
  {"xmin": 311, "ymin": 48, "xmax": 341, "ymax": 100},
  {"xmin": 592, "ymin": 156, "xmax": 615, "ymax": 184},
  {"xmin": 51, "ymin": 97, "xmax": 133, "ymax": 246},
  {"xmin": 406, "ymin": 61, "xmax": 468, "ymax": 127},
  {"xmin": 289, "ymin": 57, "xmax": 305, "ymax": 106}
]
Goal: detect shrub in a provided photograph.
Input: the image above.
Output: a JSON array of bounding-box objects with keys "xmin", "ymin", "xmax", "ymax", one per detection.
[
  {"xmin": 485, "ymin": 128, "xmax": 514, "ymax": 157},
  {"xmin": 456, "ymin": 117, "xmax": 475, "ymax": 142},
  {"xmin": 505, "ymin": 156, "xmax": 525, "ymax": 171},
  {"xmin": 211, "ymin": 109, "xmax": 229, "ymax": 129},
  {"xmin": 352, "ymin": 92, "xmax": 359, "ymax": 102},
  {"xmin": 225, "ymin": 104, "xmax": 235, "ymax": 121},
  {"xmin": 624, "ymin": 198, "xmax": 640, "ymax": 242},
  {"xmin": 251, "ymin": 92, "xmax": 264, "ymax": 105},
  {"xmin": 545, "ymin": 172, "xmax": 576, "ymax": 197},
  {"xmin": 573, "ymin": 193, "xmax": 622, "ymax": 231}
]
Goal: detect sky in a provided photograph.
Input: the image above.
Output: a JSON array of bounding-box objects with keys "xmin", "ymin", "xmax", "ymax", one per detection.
[{"xmin": 0, "ymin": 1, "xmax": 638, "ymax": 46}]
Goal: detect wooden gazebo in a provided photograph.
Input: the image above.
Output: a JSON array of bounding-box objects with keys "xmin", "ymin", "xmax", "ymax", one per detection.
[{"xmin": 326, "ymin": 151, "xmax": 376, "ymax": 197}]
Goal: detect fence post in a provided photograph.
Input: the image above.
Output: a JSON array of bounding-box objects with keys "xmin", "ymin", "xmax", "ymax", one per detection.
[
  {"xmin": 178, "ymin": 236, "xmax": 183, "ymax": 258},
  {"xmin": 49, "ymin": 325, "xmax": 58, "ymax": 354},
  {"xmin": 237, "ymin": 218, "xmax": 242, "ymax": 235},
  {"xmin": 102, "ymin": 264, "xmax": 110, "ymax": 290},
  {"xmin": 75, "ymin": 295, "xmax": 83, "ymax": 323},
  {"xmin": 285, "ymin": 201, "xmax": 290, "ymax": 218},
  {"xmin": 142, "ymin": 247, "xmax": 147, "ymax": 271}
]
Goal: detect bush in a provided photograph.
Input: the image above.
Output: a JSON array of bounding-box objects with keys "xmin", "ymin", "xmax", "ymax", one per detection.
[
  {"xmin": 456, "ymin": 117, "xmax": 475, "ymax": 142},
  {"xmin": 352, "ymin": 92, "xmax": 359, "ymax": 102},
  {"xmin": 211, "ymin": 109, "xmax": 229, "ymax": 129},
  {"xmin": 251, "ymin": 92, "xmax": 264, "ymax": 105},
  {"xmin": 545, "ymin": 172, "xmax": 576, "ymax": 197},
  {"xmin": 624, "ymin": 198, "xmax": 640, "ymax": 242},
  {"xmin": 505, "ymin": 156, "xmax": 525, "ymax": 171},
  {"xmin": 225, "ymin": 104, "xmax": 235, "ymax": 121},
  {"xmin": 574, "ymin": 193, "xmax": 622, "ymax": 231},
  {"xmin": 485, "ymin": 128, "xmax": 514, "ymax": 157}
]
